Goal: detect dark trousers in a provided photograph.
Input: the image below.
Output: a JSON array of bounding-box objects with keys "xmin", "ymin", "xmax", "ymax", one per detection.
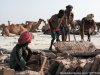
[{"xmin": 60, "ymin": 26, "xmax": 69, "ymax": 41}]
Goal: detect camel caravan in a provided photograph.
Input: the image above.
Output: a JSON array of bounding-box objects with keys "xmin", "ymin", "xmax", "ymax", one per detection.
[
  {"xmin": 0, "ymin": 19, "xmax": 46, "ymax": 36},
  {"xmin": 0, "ymin": 18, "xmax": 99, "ymax": 37}
]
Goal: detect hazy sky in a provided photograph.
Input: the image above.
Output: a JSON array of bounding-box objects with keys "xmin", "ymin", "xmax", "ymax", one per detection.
[{"xmin": 0, "ymin": 0, "xmax": 100, "ymax": 24}]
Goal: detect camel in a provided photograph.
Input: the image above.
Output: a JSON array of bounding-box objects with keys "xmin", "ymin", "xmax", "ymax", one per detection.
[
  {"xmin": 1, "ymin": 24, "xmax": 27, "ymax": 36},
  {"xmin": 42, "ymin": 19, "xmax": 51, "ymax": 34},
  {"xmin": 74, "ymin": 20, "xmax": 81, "ymax": 29},
  {"xmin": 96, "ymin": 22, "xmax": 100, "ymax": 32},
  {"xmin": 1, "ymin": 19, "xmax": 45, "ymax": 36},
  {"xmin": 23, "ymin": 21, "xmax": 35, "ymax": 31},
  {"xmin": 42, "ymin": 23, "xmax": 50, "ymax": 34},
  {"xmin": 70, "ymin": 20, "xmax": 81, "ymax": 34},
  {"xmin": 0, "ymin": 21, "xmax": 11, "ymax": 30},
  {"xmin": 24, "ymin": 19, "xmax": 46, "ymax": 32}
]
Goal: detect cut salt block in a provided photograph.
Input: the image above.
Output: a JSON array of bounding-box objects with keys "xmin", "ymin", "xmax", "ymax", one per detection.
[
  {"xmin": 82, "ymin": 62, "xmax": 92, "ymax": 72},
  {"xmin": 47, "ymin": 61, "xmax": 59, "ymax": 75},
  {"xmin": 55, "ymin": 62, "xmax": 64, "ymax": 75},
  {"xmin": 91, "ymin": 54, "xmax": 100, "ymax": 72},
  {"xmin": 3, "ymin": 67, "xmax": 15, "ymax": 75},
  {"xmin": 0, "ymin": 53, "xmax": 9, "ymax": 63},
  {"xmin": 54, "ymin": 41, "xmax": 96, "ymax": 53}
]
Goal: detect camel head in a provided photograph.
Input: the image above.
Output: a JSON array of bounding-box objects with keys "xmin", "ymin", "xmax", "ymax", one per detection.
[
  {"xmin": 8, "ymin": 21, "xmax": 11, "ymax": 25},
  {"xmin": 38, "ymin": 18, "xmax": 46, "ymax": 24},
  {"xmin": 39, "ymin": 18, "xmax": 47, "ymax": 26},
  {"xmin": 0, "ymin": 24, "xmax": 5, "ymax": 30}
]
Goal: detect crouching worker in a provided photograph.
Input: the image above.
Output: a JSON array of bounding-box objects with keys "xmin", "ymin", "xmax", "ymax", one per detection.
[
  {"xmin": 9, "ymin": 31, "xmax": 33, "ymax": 71},
  {"xmin": 80, "ymin": 14, "xmax": 96, "ymax": 42}
]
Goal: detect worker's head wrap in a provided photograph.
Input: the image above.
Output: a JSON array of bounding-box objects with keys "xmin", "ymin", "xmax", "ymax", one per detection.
[
  {"xmin": 86, "ymin": 14, "xmax": 94, "ymax": 20},
  {"xmin": 18, "ymin": 31, "xmax": 32, "ymax": 44}
]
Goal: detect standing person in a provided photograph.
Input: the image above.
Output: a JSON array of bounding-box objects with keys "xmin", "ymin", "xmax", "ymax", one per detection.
[
  {"xmin": 80, "ymin": 14, "xmax": 96, "ymax": 42},
  {"xmin": 49, "ymin": 9, "xmax": 65, "ymax": 51},
  {"xmin": 60, "ymin": 5, "xmax": 74, "ymax": 41},
  {"xmin": 9, "ymin": 31, "xmax": 33, "ymax": 71}
]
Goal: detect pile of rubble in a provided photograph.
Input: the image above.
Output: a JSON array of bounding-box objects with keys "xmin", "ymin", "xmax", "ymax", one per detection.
[
  {"xmin": 46, "ymin": 54, "xmax": 100, "ymax": 75},
  {"xmin": 0, "ymin": 50, "xmax": 48, "ymax": 75},
  {"xmin": 44, "ymin": 41, "xmax": 100, "ymax": 75}
]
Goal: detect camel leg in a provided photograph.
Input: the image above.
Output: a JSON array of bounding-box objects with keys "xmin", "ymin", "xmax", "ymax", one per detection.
[
  {"xmin": 1, "ymin": 31, "xmax": 4, "ymax": 36},
  {"xmin": 5, "ymin": 28, "xmax": 10, "ymax": 36},
  {"xmin": 1, "ymin": 28, "xmax": 5, "ymax": 36}
]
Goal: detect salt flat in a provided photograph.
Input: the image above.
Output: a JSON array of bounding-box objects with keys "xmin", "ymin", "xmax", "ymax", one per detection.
[{"xmin": 0, "ymin": 30, "xmax": 100, "ymax": 52}]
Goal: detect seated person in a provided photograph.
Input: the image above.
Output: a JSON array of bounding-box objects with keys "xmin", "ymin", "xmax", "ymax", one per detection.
[{"xmin": 9, "ymin": 31, "xmax": 33, "ymax": 71}]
